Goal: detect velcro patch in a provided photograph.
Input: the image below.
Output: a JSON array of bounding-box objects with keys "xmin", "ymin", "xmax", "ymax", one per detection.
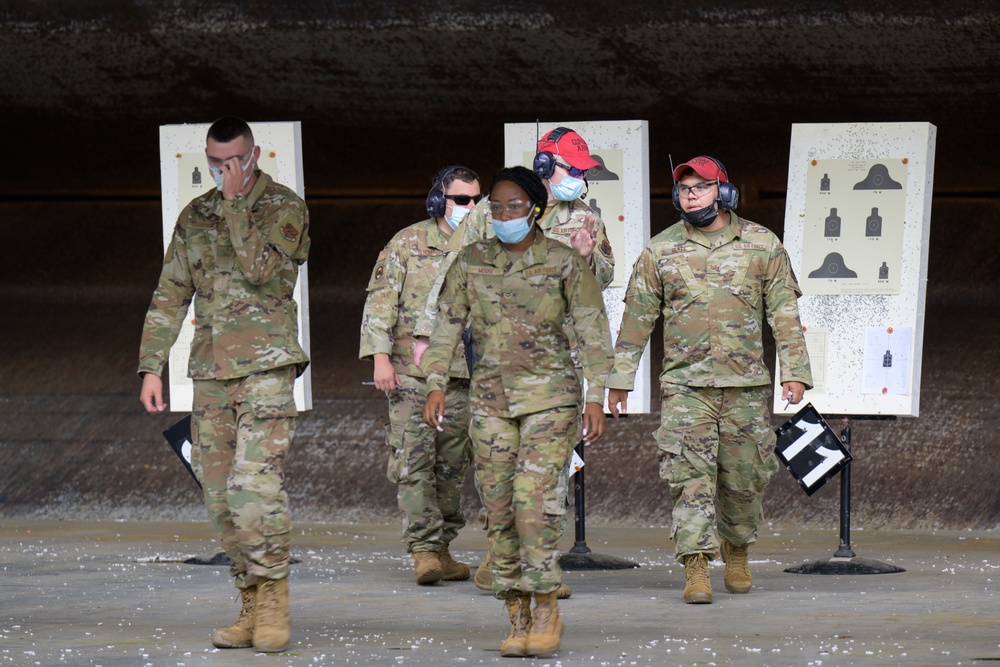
[
  {"xmin": 280, "ymin": 223, "xmax": 300, "ymax": 243},
  {"xmin": 470, "ymin": 266, "xmax": 504, "ymax": 276},
  {"xmin": 367, "ymin": 259, "xmax": 389, "ymax": 290},
  {"xmin": 523, "ymin": 265, "xmax": 559, "ymax": 277},
  {"xmin": 664, "ymin": 244, "xmax": 693, "ymax": 255}
]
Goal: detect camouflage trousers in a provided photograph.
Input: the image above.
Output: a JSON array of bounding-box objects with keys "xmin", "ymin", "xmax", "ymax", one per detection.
[
  {"xmin": 191, "ymin": 366, "xmax": 298, "ymax": 589},
  {"xmin": 656, "ymin": 384, "xmax": 779, "ymax": 563},
  {"xmin": 385, "ymin": 374, "xmax": 471, "ymax": 552},
  {"xmin": 472, "ymin": 405, "xmax": 575, "ymax": 597}
]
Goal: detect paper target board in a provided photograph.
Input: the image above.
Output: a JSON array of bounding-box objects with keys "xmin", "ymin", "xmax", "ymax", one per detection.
[
  {"xmin": 505, "ymin": 121, "xmax": 652, "ymax": 412},
  {"xmin": 776, "ymin": 123, "xmax": 935, "ymax": 417},
  {"xmin": 158, "ymin": 122, "xmax": 312, "ymax": 412}
]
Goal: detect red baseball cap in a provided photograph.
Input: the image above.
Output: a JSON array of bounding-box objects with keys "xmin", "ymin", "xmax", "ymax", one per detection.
[
  {"xmin": 537, "ymin": 128, "xmax": 601, "ymax": 170},
  {"xmin": 672, "ymin": 156, "xmax": 729, "ymax": 183}
]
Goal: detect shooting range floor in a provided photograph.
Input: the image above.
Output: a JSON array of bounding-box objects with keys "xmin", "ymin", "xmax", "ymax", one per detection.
[{"xmin": 3, "ymin": 521, "xmax": 999, "ymax": 667}]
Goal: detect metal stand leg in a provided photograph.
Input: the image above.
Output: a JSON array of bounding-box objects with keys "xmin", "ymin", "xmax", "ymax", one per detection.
[
  {"xmin": 785, "ymin": 417, "xmax": 904, "ymax": 575},
  {"xmin": 558, "ymin": 440, "xmax": 639, "ymax": 571},
  {"xmin": 569, "ymin": 440, "xmax": 592, "ymax": 556}
]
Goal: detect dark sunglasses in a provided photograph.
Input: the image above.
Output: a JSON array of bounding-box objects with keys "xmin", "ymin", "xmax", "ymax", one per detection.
[
  {"xmin": 555, "ymin": 161, "xmax": 589, "ymax": 179},
  {"xmin": 445, "ymin": 193, "xmax": 485, "ymax": 206}
]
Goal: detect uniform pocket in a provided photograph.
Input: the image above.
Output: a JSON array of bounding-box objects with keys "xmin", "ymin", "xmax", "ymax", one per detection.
[
  {"xmin": 733, "ymin": 254, "xmax": 766, "ymax": 310},
  {"xmin": 384, "ymin": 421, "xmax": 404, "ymax": 484},
  {"xmin": 246, "ymin": 369, "xmax": 298, "ymax": 419},
  {"xmin": 469, "ymin": 272, "xmax": 502, "ymax": 324},
  {"xmin": 542, "ymin": 486, "xmax": 567, "ymax": 516},
  {"xmin": 655, "ymin": 434, "xmax": 682, "ymax": 484},
  {"xmin": 248, "ymin": 390, "xmax": 297, "ymax": 419},
  {"xmin": 261, "ymin": 506, "xmax": 290, "ymax": 537}
]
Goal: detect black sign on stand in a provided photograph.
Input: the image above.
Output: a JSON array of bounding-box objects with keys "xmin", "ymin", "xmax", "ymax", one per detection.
[
  {"xmin": 778, "ymin": 407, "xmax": 904, "ymax": 576},
  {"xmin": 775, "ymin": 404, "xmax": 852, "ymax": 496}
]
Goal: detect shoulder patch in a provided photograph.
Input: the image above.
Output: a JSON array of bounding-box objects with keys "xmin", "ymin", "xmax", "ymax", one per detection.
[
  {"xmin": 367, "ymin": 259, "xmax": 389, "ymax": 290},
  {"xmin": 600, "ymin": 238, "xmax": 612, "ymax": 255},
  {"xmin": 280, "ymin": 222, "xmax": 300, "ymax": 243}
]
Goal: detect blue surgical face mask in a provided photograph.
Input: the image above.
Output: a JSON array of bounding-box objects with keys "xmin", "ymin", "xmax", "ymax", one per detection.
[
  {"xmin": 445, "ymin": 206, "xmax": 471, "ymax": 231},
  {"xmin": 492, "ymin": 213, "xmax": 534, "ymax": 244},
  {"xmin": 549, "ymin": 173, "xmax": 585, "ymax": 201},
  {"xmin": 209, "ymin": 151, "xmax": 255, "ymax": 192}
]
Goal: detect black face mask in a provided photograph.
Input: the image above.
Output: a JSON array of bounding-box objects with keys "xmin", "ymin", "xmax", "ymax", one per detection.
[{"xmin": 680, "ymin": 204, "xmax": 719, "ymax": 228}]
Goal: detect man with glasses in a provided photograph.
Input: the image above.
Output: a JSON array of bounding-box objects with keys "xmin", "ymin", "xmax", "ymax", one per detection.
[
  {"xmin": 138, "ymin": 117, "xmax": 310, "ymax": 651},
  {"xmin": 360, "ymin": 165, "xmax": 482, "ymax": 585},
  {"xmin": 607, "ymin": 155, "xmax": 812, "ymax": 605}
]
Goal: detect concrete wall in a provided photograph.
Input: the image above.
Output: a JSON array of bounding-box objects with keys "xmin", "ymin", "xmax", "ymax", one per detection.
[
  {"xmin": 1, "ymin": 193, "xmax": 996, "ymax": 529},
  {"xmin": 0, "ymin": 2, "xmax": 997, "ymax": 529}
]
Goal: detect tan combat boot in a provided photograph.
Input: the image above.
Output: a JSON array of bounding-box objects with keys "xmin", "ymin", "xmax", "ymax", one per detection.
[
  {"xmin": 413, "ymin": 550, "xmax": 444, "ymax": 585},
  {"xmin": 253, "ymin": 577, "xmax": 290, "ymax": 652},
  {"xmin": 211, "ymin": 586, "xmax": 255, "ymax": 648},
  {"xmin": 525, "ymin": 590, "xmax": 563, "ymax": 657},
  {"xmin": 683, "ymin": 553, "xmax": 713, "ymax": 604},
  {"xmin": 500, "ymin": 593, "xmax": 532, "ymax": 657},
  {"xmin": 438, "ymin": 545, "xmax": 471, "ymax": 581},
  {"xmin": 721, "ymin": 540, "xmax": 753, "ymax": 593},
  {"xmin": 474, "ymin": 552, "xmax": 493, "ymax": 591}
]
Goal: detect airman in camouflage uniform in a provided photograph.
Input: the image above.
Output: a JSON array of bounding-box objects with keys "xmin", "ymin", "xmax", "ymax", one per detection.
[
  {"xmin": 359, "ymin": 166, "xmax": 480, "ymax": 584},
  {"xmin": 458, "ymin": 194, "xmax": 614, "ymax": 289},
  {"xmin": 415, "ymin": 128, "xmax": 614, "ymax": 339},
  {"xmin": 423, "ymin": 167, "xmax": 612, "ymax": 657},
  {"xmin": 414, "ymin": 129, "xmax": 614, "ymax": 602},
  {"xmin": 138, "ymin": 117, "xmax": 308, "ymax": 651},
  {"xmin": 607, "ymin": 156, "xmax": 811, "ymax": 605}
]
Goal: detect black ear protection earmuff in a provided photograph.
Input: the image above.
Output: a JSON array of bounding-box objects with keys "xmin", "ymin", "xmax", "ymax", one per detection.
[
  {"xmin": 532, "ymin": 127, "xmax": 572, "ymax": 180},
  {"xmin": 671, "ymin": 156, "xmax": 740, "ymax": 211},
  {"xmin": 425, "ymin": 165, "xmax": 463, "ymax": 218}
]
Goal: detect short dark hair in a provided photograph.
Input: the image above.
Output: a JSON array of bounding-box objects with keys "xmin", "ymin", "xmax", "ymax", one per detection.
[
  {"xmin": 207, "ymin": 116, "xmax": 254, "ymax": 145},
  {"xmin": 434, "ymin": 165, "xmax": 480, "ymax": 192},
  {"xmin": 490, "ymin": 166, "xmax": 548, "ymax": 219}
]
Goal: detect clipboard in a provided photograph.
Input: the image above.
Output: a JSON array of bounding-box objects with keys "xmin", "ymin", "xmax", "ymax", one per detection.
[{"xmin": 162, "ymin": 414, "xmax": 201, "ymax": 489}]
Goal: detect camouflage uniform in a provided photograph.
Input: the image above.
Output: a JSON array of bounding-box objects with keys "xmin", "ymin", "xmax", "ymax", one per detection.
[
  {"xmin": 415, "ymin": 197, "xmax": 615, "ymax": 337},
  {"xmin": 606, "ymin": 213, "xmax": 811, "ymax": 562},
  {"xmin": 422, "ymin": 231, "xmax": 613, "ymax": 596},
  {"xmin": 359, "ymin": 219, "xmax": 472, "ymax": 553},
  {"xmin": 138, "ymin": 171, "xmax": 309, "ymax": 588},
  {"xmin": 461, "ymin": 197, "xmax": 615, "ymax": 289}
]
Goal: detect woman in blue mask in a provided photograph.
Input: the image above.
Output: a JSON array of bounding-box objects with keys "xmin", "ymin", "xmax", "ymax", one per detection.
[{"xmin": 421, "ymin": 166, "xmax": 613, "ymax": 658}]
